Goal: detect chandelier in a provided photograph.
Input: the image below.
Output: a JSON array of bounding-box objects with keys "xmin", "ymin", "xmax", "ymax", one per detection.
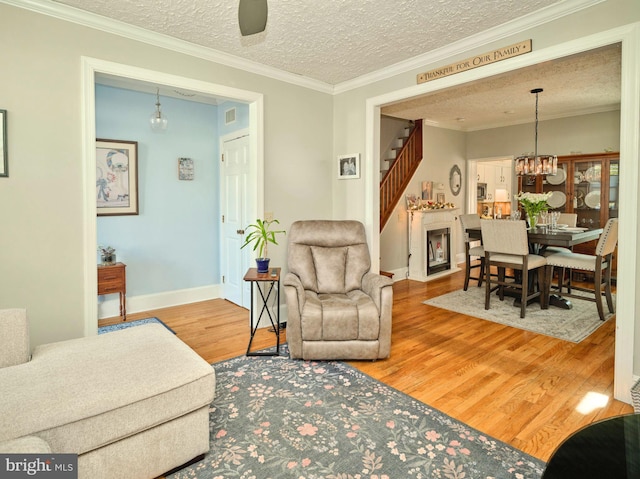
[
  {"xmin": 150, "ymin": 88, "xmax": 168, "ymax": 132},
  {"xmin": 514, "ymin": 88, "xmax": 557, "ymax": 176}
]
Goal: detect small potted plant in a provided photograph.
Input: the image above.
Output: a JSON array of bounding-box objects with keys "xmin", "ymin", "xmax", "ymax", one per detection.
[
  {"xmin": 241, "ymin": 219, "xmax": 286, "ymax": 273},
  {"xmin": 98, "ymin": 245, "xmax": 116, "ymax": 265}
]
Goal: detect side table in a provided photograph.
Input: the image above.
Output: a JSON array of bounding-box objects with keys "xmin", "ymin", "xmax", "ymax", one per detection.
[
  {"xmin": 243, "ymin": 267, "xmax": 280, "ymax": 356},
  {"xmin": 98, "ymin": 262, "xmax": 127, "ymax": 320}
]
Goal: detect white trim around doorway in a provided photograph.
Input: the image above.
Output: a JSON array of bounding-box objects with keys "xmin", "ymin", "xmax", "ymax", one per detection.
[
  {"xmin": 366, "ymin": 23, "xmax": 640, "ymax": 404},
  {"xmin": 81, "ymin": 57, "xmax": 264, "ymax": 337}
]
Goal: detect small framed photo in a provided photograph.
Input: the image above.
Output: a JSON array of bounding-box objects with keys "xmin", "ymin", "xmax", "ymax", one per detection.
[
  {"xmin": 0, "ymin": 109, "xmax": 7, "ymax": 178},
  {"xmin": 338, "ymin": 153, "xmax": 360, "ymax": 179},
  {"xmin": 96, "ymin": 139, "xmax": 139, "ymax": 216},
  {"xmin": 437, "ymin": 193, "xmax": 445, "ymax": 203},
  {"xmin": 178, "ymin": 157, "xmax": 194, "ymax": 180}
]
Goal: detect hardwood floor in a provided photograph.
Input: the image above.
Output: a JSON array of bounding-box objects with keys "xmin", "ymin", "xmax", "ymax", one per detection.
[{"xmin": 99, "ymin": 269, "xmax": 632, "ymax": 463}]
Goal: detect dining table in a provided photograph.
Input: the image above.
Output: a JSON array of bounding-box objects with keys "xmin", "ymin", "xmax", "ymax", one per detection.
[{"xmin": 466, "ymin": 223, "xmax": 604, "ymax": 309}]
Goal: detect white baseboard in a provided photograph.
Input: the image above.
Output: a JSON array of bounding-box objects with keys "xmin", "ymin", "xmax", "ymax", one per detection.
[
  {"xmin": 383, "ymin": 267, "xmax": 408, "ymax": 282},
  {"xmin": 98, "ymin": 284, "xmax": 222, "ymax": 319}
]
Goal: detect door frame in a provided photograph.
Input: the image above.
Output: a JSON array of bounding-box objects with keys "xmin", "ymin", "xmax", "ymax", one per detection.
[
  {"xmin": 81, "ymin": 57, "xmax": 264, "ymax": 335},
  {"xmin": 366, "ymin": 24, "xmax": 640, "ymax": 403}
]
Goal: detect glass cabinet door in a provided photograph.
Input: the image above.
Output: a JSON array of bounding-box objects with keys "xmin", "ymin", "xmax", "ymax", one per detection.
[
  {"xmin": 573, "ymin": 159, "xmax": 604, "ymax": 228},
  {"xmin": 543, "ymin": 161, "xmax": 570, "ymax": 213},
  {"xmin": 608, "ymin": 160, "xmax": 619, "ymax": 220}
]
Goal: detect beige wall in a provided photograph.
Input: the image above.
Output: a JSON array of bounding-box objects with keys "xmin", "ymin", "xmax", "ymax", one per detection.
[
  {"xmin": 0, "ymin": 3, "xmax": 333, "ymax": 347},
  {"xmin": 331, "ymin": 0, "xmax": 640, "ymax": 396},
  {"xmin": 467, "ymin": 111, "xmax": 621, "ymax": 159}
]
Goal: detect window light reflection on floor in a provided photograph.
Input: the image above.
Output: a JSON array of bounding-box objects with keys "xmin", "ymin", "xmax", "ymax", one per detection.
[{"xmin": 576, "ymin": 392, "xmax": 610, "ymax": 414}]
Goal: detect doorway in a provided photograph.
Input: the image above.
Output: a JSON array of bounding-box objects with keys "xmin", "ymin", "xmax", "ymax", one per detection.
[
  {"xmin": 366, "ymin": 27, "xmax": 640, "ymax": 403},
  {"xmin": 81, "ymin": 57, "xmax": 264, "ymax": 335}
]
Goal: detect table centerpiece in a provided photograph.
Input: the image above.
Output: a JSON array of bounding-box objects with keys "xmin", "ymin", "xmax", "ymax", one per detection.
[{"xmin": 515, "ymin": 191, "xmax": 552, "ymax": 229}]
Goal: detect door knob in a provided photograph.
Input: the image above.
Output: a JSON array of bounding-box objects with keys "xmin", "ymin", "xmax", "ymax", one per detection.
[{"xmin": 237, "ymin": 229, "xmax": 245, "ymax": 235}]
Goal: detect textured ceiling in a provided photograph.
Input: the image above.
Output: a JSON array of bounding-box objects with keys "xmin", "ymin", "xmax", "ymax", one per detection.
[
  {"xmin": 42, "ymin": 0, "xmax": 620, "ymax": 131},
  {"xmin": 52, "ymin": 0, "xmax": 563, "ymax": 85},
  {"xmin": 382, "ymin": 44, "xmax": 622, "ymax": 131}
]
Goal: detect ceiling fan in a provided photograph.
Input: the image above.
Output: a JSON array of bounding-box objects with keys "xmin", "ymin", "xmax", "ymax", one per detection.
[{"xmin": 238, "ymin": 0, "xmax": 268, "ymax": 36}]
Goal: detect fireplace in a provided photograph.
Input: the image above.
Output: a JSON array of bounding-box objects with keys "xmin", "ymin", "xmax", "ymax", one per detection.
[
  {"xmin": 427, "ymin": 227, "xmax": 451, "ymax": 275},
  {"xmin": 407, "ymin": 208, "xmax": 461, "ymax": 282}
]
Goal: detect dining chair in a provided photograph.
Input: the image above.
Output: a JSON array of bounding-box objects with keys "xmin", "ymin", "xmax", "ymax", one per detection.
[
  {"xmin": 543, "ymin": 212, "xmax": 578, "ymax": 291},
  {"xmin": 481, "ymin": 219, "xmax": 547, "ymax": 318},
  {"xmin": 459, "ymin": 213, "xmax": 484, "ymax": 291},
  {"xmin": 544, "ymin": 218, "xmax": 618, "ymax": 321}
]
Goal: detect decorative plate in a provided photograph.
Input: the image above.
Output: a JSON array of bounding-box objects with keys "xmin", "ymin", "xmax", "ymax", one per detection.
[
  {"xmin": 584, "ymin": 190, "xmax": 601, "ymax": 209},
  {"xmin": 547, "ymin": 190, "xmax": 566, "ymax": 208},
  {"xmin": 546, "ymin": 168, "xmax": 566, "ymax": 185}
]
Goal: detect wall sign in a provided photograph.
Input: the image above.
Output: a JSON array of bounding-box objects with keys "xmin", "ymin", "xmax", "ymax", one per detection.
[{"xmin": 417, "ymin": 40, "xmax": 532, "ymax": 84}]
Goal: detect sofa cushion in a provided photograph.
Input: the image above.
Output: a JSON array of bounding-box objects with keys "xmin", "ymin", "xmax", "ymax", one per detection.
[
  {"xmin": 300, "ymin": 290, "xmax": 381, "ymax": 341},
  {"xmin": 0, "ymin": 309, "xmax": 30, "ymax": 368},
  {"xmin": 0, "ymin": 436, "xmax": 51, "ymax": 453},
  {"xmin": 0, "ymin": 324, "xmax": 215, "ymax": 455}
]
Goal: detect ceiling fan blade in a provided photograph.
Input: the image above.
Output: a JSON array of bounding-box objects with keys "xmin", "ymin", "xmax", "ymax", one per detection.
[{"xmin": 238, "ymin": 0, "xmax": 268, "ymax": 36}]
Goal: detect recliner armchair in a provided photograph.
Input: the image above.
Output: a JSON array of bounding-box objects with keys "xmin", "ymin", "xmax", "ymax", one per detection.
[{"xmin": 283, "ymin": 220, "xmax": 393, "ymax": 360}]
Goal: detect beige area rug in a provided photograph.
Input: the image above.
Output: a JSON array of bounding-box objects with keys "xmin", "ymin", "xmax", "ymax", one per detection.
[{"xmin": 423, "ymin": 287, "xmax": 614, "ymax": 343}]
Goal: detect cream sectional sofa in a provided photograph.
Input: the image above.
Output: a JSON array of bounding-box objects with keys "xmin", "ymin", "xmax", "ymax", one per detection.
[{"xmin": 0, "ymin": 309, "xmax": 215, "ymax": 478}]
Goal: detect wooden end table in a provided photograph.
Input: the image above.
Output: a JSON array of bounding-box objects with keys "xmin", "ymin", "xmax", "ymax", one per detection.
[
  {"xmin": 97, "ymin": 262, "xmax": 127, "ymax": 320},
  {"xmin": 243, "ymin": 267, "xmax": 280, "ymax": 356}
]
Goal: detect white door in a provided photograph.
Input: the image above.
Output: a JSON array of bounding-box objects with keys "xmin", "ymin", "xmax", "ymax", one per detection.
[{"xmin": 221, "ymin": 133, "xmax": 251, "ymax": 308}]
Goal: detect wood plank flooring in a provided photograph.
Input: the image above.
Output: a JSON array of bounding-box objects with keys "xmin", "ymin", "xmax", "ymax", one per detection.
[{"xmin": 99, "ymin": 269, "xmax": 632, "ymax": 463}]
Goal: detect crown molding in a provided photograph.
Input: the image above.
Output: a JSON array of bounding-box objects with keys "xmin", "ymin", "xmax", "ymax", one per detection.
[
  {"xmin": 2, "ymin": 0, "xmax": 335, "ymax": 94},
  {"xmin": 333, "ymin": 0, "xmax": 606, "ymax": 94},
  {"xmin": 3, "ymin": 0, "xmax": 605, "ymax": 96}
]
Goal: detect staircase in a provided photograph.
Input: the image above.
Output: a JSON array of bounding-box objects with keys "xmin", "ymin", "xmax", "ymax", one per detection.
[{"xmin": 380, "ymin": 120, "xmax": 423, "ymax": 231}]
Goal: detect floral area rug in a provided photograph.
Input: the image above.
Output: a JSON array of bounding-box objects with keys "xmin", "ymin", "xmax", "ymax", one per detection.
[
  {"xmin": 168, "ymin": 345, "xmax": 545, "ymax": 479},
  {"xmin": 97, "ymin": 317, "xmax": 175, "ymax": 334},
  {"xmin": 423, "ymin": 287, "xmax": 613, "ymax": 343}
]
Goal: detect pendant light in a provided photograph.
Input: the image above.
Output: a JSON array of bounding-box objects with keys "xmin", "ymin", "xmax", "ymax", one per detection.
[
  {"xmin": 515, "ymin": 88, "xmax": 557, "ymax": 176},
  {"xmin": 150, "ymin": 88, "xmax": 168, "ymax": 132}
]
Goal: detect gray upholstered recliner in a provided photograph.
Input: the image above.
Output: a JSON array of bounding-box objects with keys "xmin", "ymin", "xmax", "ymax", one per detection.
[{"xmin": 283, "ymin": 220, "xmax": 393, "ymax": 360}]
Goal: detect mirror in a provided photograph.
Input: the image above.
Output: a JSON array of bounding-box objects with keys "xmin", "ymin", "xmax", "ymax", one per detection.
[{"xmin": 449, "ymin": 164, "xmax": 461, "ymax": 196}]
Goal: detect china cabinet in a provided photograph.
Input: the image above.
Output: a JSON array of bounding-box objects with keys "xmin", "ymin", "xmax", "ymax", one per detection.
[{"xmin": 517, "ymin": 151, "xmax": 619, "ymax": 273}]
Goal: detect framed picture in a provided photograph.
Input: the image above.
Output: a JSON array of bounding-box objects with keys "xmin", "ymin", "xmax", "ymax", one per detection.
[
  {"xmin": 0, "ymin": 109, "xmax": 7, "ymax": 178},
  {"xmin": 337, "ymin": 153, "xmax": 360, "ymax": 179},
  {"xmin": 437, "ymin": 192, "xmax": 445, "ymax": 203},
  {"xmin": 96, "ymin": 139, "xmax": 139, "ymax": 216},
  {"xmin": 178, "ymin": 157, "xmax": 194, "ymax": 180}
]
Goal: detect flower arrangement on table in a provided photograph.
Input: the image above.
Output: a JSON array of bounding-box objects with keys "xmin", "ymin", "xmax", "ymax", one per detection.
[{"xmin": 515, "ymin": 191, "xmax": 552, "ymax": 228}]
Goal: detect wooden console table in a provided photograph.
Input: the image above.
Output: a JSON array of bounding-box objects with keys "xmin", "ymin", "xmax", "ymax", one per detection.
[{"xmin": 98, "ymin": 262, "xmax": 127, "ymax": 320}]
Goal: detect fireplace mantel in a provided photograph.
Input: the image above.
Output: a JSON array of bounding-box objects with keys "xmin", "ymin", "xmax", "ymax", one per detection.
[{"xmin": 407, "ymin": 208, "xmax": 461, "ymax": 282}]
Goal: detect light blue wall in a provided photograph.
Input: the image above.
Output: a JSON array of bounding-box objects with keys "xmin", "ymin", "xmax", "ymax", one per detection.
[
  {"xmin": 218, "ymin": 101, "xmax": 250, "ymax": 135},
  {"xmin": 96, "ymin": 85, "xmax": 224, "ymax": 297}
]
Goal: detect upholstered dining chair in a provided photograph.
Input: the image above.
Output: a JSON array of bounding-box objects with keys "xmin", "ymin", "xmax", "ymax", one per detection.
[
  {"xmin": 543, "ymin": 212, "xmax": 578, "ymax": 291},
  {"xmin": 481, "ymin": 219, "xmax": 547, "ymax": 318},
  {"xmin": 283, "ymin": 220, "xmax": 393, "ymax": 360},
  {"xmin": 459, "ymin": 213, "xmax": 485, "ymax": 291},
  {"xmin": 544, "ymin": 218, "xmax": 618, "ymax": 321}
]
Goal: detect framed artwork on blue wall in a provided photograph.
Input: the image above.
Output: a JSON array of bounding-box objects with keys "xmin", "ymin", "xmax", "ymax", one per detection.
[
  {"xmin": 96, "ymin": 139, "xmax": 139, "ymax": 216},
  {"xmin": 0, "ymin": 109, "xmax": 7, "ymax": 178}
]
